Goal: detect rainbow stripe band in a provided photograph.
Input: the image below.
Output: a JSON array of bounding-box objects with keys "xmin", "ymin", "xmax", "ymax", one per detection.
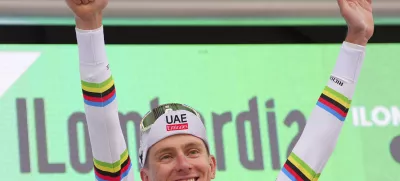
[
  {"xmin": 317, "ymin": 86, "xmax": 351, "ymax": 121},
  {"xmin": 93, "ymin": 149, "xmax": 132, "ymax": 181},
  {"xmin": 81, "ymin": 76, "xmax": 116, "ymax": 107},
  {"xmin": 282, "ymin": 153, "xmax": 321, "ymax": 181}
]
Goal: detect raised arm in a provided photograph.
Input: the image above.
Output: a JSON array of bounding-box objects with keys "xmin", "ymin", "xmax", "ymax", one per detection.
[
  {"xmin": 66, "ymin": 0, "xmax": 134, "ymax": 180},
  {"xmin": 276, "ymin": 0, "xmax": 374, "ymax": 180}
]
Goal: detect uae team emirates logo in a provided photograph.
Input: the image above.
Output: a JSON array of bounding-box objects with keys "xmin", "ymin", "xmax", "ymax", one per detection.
[{"xmin": 165, "ymin": 113, "xmax": 189, "ymax": 131}]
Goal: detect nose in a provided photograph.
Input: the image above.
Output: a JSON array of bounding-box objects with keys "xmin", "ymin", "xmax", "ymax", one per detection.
[{"xmin": 174, "ymin": 153, "xmax": 192, "ymax": 173}]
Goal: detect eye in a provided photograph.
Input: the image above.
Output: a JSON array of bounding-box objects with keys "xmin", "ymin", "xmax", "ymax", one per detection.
[
  {"xmin": 160, "ymin": 154, "xmax": 172, "ymax": 160},
  {"xmin": 188, "ymin": 149, "xmax": 200, "ymax": 156}
]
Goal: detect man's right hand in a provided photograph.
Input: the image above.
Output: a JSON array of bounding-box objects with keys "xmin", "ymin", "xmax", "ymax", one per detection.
[
  {"xmin": 337, "ymin": 0, "xmax": 374, "ymax": 46},
  {"xmin": 66, "ymin": 0, "xmax": 108, "ymax": 30}
]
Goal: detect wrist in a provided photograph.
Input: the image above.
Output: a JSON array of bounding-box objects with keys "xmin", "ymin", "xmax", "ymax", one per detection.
[
  {"xmin": 75, "ymin": 13, "xmax": 103, "ymax": 30},
  {"xmin": 345, "ymin": 32, "xmax": 369, "ymax": 46}
]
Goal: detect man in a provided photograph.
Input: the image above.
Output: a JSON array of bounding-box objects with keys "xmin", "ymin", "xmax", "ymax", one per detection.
[{"xmin": 66, "ymin": 0, "xmax": 374, "ymax": 180}]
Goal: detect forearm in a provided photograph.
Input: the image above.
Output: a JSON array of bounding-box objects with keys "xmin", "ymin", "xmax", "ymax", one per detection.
[
  {"xmin": 76, "ymin": 26, "xmax": 134, "ymax": 180},
  {"xmin": 276, "ymin": 41, "xmax": 365, "ymax": 181}
]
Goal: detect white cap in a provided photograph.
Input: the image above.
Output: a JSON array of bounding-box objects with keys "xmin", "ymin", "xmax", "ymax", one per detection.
[{"xmin": 138, "ymin": 103, "xmax": 209, "ymax": 168}]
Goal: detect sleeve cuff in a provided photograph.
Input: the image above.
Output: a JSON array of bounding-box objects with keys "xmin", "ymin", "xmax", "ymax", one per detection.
[
  {"xmin": 76, "ymin": 25, "xmax": 104, "ymax": 34},
  {"xmin": 331, "ymin": 41, "xmax": 366, "ymax": 84},
  {"xmin": 75, "ymin": 25, "xmax": 107, "ymax": 65},
  {"xmin": 343, "ymin": 41, "xmax": 366, "ymax": 51}
]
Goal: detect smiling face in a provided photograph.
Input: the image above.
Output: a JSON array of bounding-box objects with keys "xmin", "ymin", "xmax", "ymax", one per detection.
[{"xmin": 140, "ymin": 134, "xmax": 216, "ymax": 181}]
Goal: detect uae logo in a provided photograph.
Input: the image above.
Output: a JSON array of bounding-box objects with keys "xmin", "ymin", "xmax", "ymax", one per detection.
[{"xmin": 165, "ymin": 113, "xmax": 189, "ymax": 131}]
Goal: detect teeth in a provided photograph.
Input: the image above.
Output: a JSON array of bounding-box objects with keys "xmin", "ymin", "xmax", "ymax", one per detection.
[{"xmin": 179, "ymin": 178, "xmax": 196, "ymax": 181}]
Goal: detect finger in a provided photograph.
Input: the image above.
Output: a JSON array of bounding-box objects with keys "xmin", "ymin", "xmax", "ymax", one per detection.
[
  {"xmin": 366, "ymin": 0, "xmax": 372, "ymax": 4},
  {"xmin": 88, "ymin": 0, "xmax": 94, "ymax": 2},
  {"xmin": 337, "ymin": 0, "xmax": 348, "ymax": 9},
  {"xmin": 72, "ymin": 0, "xmax": 82, "ymax": 5},
  {"xmin": 81, "ymin": 0, "xmax": 89, "ymax": 5}
]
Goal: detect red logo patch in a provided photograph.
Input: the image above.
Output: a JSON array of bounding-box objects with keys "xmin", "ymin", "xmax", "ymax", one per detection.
[{"xmin": 166, "ymin": 123, "xmax": 188, "ymax": 131}]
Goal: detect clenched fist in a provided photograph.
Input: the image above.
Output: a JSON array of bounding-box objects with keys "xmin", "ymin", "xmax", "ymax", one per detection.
[{"xmin": 66, "ymin": 0, "xmax": 108, "ymax": 29}]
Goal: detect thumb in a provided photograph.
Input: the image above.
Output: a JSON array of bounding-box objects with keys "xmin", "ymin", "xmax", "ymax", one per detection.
[{"xmin": 337, "ymin": 0, "xmax": 349, "ymax": 10}]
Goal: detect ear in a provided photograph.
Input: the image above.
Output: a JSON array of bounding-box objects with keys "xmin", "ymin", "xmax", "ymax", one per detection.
[
  {"xmin": 208, "ymin": 155, "xmax": 217, "ymax": 179},
  {"xmin": 140, "ymin": 168, "xmax": 150, "ymax": 181}
]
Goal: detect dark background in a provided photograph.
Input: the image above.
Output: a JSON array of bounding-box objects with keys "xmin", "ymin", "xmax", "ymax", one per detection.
[{"xmin": 0, "ymin": 25, "xmax": 399, "ymax": 44}]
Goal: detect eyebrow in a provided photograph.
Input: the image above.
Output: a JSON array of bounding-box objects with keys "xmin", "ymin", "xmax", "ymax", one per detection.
[
  {"xmin": 154, "ymin": 147, "xmax": 174, "ymax": 157},
  {"xmin": 154, "ymin": 142, "xmax": 203, "ymax": 156},
  {"xmin": 182, "ymin": 142, "xmax": 203, "ymax": 150}
]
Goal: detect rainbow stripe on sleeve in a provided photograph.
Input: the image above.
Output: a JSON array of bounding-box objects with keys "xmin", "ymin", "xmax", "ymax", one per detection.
[
  {"xmin": 316, "ymin": 86, "xmax": 351, "ymax": 121},
  {"xmin": 81, "ymin": 75, "xmax": 116, "ymax": 107},
  {"xmin": 93, "ymin": 149, "xmax": 132, "ymax": 181},
  {"xmin": 282, "ymin": 153, "xmax": 321, "ymax": 181}
]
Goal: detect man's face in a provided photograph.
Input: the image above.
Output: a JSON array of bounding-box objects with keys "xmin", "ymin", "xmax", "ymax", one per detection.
[{"xmin": 140, "ymin": 134, "xmax": 216, "ymax": 181}]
